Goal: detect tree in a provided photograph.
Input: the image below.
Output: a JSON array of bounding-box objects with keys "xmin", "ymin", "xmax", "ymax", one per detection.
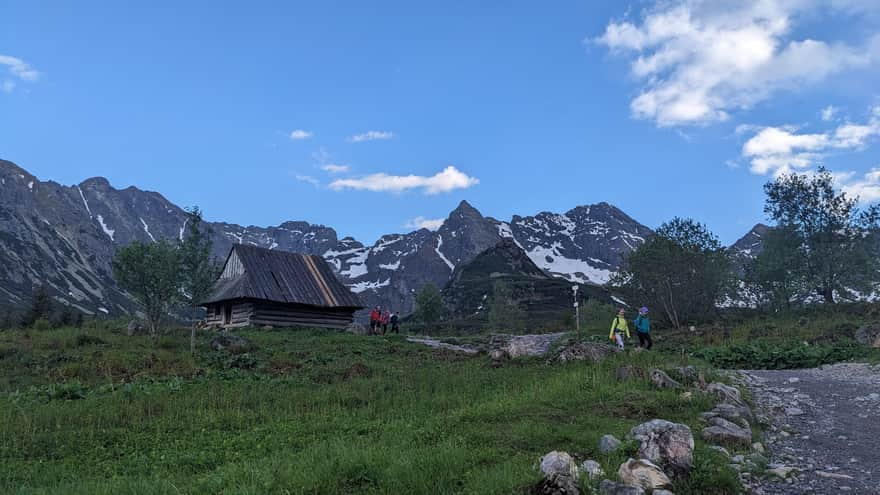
[
  {"xmin": 487, "ymin": 279, "xmax": 526, "ymax": 332},
  {"xmin": 764, "ymin": 167, "xmax": 880, "ymax": 303},
  {"xmin": 743, "ymin": 227, "xmax": 809, "ymax": 311},
  {"xmin": 179, "ymin": 207, "xmax": 219, "ymax": 353},
  {"xmin": 22, "ymin": 283, "xmax": 53, "ymax": 328},
  {"xmin": 112, "ymin": 240, "xmax": 182, "ymax": 339},
  {"xmin": 613, "ymin": 218, "xmax": 731, "ymax": 329},
  {"xmin": 413, "ymin": 283, "xmax": 443, "ymax": 330}
]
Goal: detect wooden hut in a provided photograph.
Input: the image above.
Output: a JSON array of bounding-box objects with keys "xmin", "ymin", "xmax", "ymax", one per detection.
[{"xmin": 202, "ymin": 244, "xmax": 363, "ymax": 329}]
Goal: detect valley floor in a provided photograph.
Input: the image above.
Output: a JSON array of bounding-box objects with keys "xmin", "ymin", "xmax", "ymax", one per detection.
[{"xmin": 742, "ymin": 364, "xmax": 880, "ymax": 495}]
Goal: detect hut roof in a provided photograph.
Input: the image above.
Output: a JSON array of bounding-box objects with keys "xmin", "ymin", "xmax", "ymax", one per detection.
[{"xmin": 203, "ymin": 244, "xmax": 364, "ymax": 308}]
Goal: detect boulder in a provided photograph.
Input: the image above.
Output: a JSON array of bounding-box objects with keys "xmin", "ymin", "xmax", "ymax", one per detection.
[
  {"xmin": 649, "ymin": 369, "xmax": 683, "ymax": 389},
  {"xmin": 675, "ymin": 366, "xmax": 698, "ymax": 382},
  {"xmin": 598, "ymin": 480, "xmax": 645, "ymax": 495},
  {"xmin": 629, "ymin": 419, "xmax": 694, "ymax": 478},
  {"xmin": 599, "ymin": 434, "xmax": 622, "ymax": 454},
  {"xmin": 209, "ymin": 334, "xmax": 252, "ymax": 352},
  {"xmin": 617, "ymin": 458, "xmax": 672, "ymax": 491},
  {"xmin": 534, "ymin": 473, "xmax": 581, "ymax": 495},
  {"xmin": 700, "ymin": 403, "xmax": 753, "ymax": 429},
  {"xmin": 489, "ymin": 349, "xmax": 508, "ymax": 361},
  {"xmin": 552, "ymin": 341, "xmax": 617, "ymax": 364},
  {"xmin": 540, "ymin": 451, "xmax": 579, "ymax": 480},
  {"xmin": 580, "ymin": 460, "xmax": 605, "ymax": 480},
  {"xmin": 126, "ymin": 320, "xmax": 147, "ymax": 336},
  {"xmin": 855, "ymin": 321, "xmax": 880, "ymax": 346},
  {"xmin": 707, "ymin": 382, "xmax": 748, "ymax": 408},
  {"xmin": 702, "ymin": 417, "xmax": 752, "ymax": 447}
]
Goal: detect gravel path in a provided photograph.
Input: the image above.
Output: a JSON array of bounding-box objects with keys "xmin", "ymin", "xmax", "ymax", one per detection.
[{"xmin": 741, "ymin": 363, "xmax": 880, "ymax": 494}]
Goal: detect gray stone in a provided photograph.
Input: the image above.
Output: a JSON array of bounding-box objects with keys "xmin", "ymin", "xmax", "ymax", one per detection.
[
  {"xmin": 702, "ymin": 417, "xmax": 752, "ymax": 446},
  {"xmin": 630, "ymin": 419, "xmax": 694, "ymax": 478},
  {"xmin": 617, "ymin": 458, "xmax": 672, "ymax": 491},
  {"xmin": 209, "ymin": 334, "xmax": 252, "ymax": 352},
  {"xmin": 599, "ymin": 434, "xmax": 622, "ymax": 453},
  {"xmin": 650, "ymin": 368, "xmax": 683, "ymax": 389},
  {"xmin": 707, "ymin": 382, "xmax": 748, "ymax": 408},
  {"xmin": 854, "ymin": 321, "xmax": 880, "ymax": 346},
  {"xmin": 126, "ymin": 319, "xmax": 147, "ymax": 336},
  {"xmin": 598, "ymin": 480, "xmax": 645, "ymax": 495},
  {"xmin": 540, "ymin": 451, "xmax": 578, "ymax": 480},
  {"xmin": 580, "ymin": 460, "xmax": 605, "ymax": 479},
  {"xmin": 535, "ymin": 473, "xmax": 581, "ymax": 495}
]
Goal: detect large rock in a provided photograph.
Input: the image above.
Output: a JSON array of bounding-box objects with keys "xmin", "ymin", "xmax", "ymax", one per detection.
[
  {"xmin": 707, "ymin": 382, "xmax": 748, "ymax": 408},
  {"xmin": 617, "ymin": 458, "xmax": 671, "ymax": 491},
  {"xmin": 540, "ymin": 451, "xmax": 579, "ymax": 480},
  {"xmin": 535, "ymin": 473, "xmax": 581, "ymax": 495},
  {"xmin": 553, "ymin": 341, "xmax": 618, "ymax": 363},
  {"xmin": 599, "ymin": 480, "xmax": 645, "ymax": 495},
  {"xmin": 700, "ymin": 403, "xmax": 754, "ymax": 428},
  {"xmin": 701, "ymin": 417, "xmax": 752, "ymax": 446},
  {"xmin": 599, "ymin": 434, "xmax": 622, "ymax": 454},
  {"xmin": 855, "ymin": 321, "xmax": 880, "ymax": 346},
  {"xmin": 629, "ymin": 419, "xmax": 694, "ymax": 478},
  {"xmin": 580, "ymin": 460, "xmax": 605, "ymax": 480},
  {"xmin": 649, "ymin": 369, "xmax": 683, "ymax": 389}
]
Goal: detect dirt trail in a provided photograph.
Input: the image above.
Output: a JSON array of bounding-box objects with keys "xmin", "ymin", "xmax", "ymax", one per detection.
[{"xmin": 741, "ymin": 363, "xmax": 880, "ymax": 494}]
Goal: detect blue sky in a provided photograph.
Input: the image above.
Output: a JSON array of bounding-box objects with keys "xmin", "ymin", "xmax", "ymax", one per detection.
[{"xmin": 2, "ymin": 1, "xmax": 880, "ymax": 245}]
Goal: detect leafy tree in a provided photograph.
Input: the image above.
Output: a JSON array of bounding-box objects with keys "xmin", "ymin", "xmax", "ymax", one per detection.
[
  {"xmin": 764, "ymin": 167, "xmax": 880, "ymax": 303},
  {"xmin": 179, "ymin": 206, "xmax": 219, "ymax": 353},
  {"xmin": 112, "ymin": 240, "xmax": 182, "ymax": 339},
  {"xmin": 22, "ymin": 283, "xmax": 53, "ymax": 328},
  {"xmin": 487, "ymin": 279, "xmax": 526, "ymax": 332},
  {"xmin": 413, "ymin": 283, "xmax": 443, "ymax": 330},
  {"xmin": 613, "ymin": 218, "xmax": 731, "ymax": 329},
  {"xmin": 743, "ymin": 226, "xmax": 809, "ymax": 311}
]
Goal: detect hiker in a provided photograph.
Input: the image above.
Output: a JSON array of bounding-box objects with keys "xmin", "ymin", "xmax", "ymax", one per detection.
[
  {"xmin": 380, "ymin": 310, "xmax": 390, "ymax": 335},
  {"xmin": 634, "ymin": 306, "xmax": 652, "ymax": 350},
  {"xmin": 390, "ymin": 311, "xmax": 400, "ymax": 334},
  {"xmin": 609, "ymin": 308, "xmax": 630, "ymax": 350},
  {"xmin": 369, "ymin": 306, "xmax": 381, "ymax": 335}
]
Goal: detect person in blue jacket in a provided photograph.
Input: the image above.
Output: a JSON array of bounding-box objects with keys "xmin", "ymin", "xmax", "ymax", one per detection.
[{"xmin": 634, "ymin": 307, "xmax": 652, "ymax": 350}]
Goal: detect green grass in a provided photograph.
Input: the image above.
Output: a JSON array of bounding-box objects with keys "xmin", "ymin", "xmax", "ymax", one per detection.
[{"xmin": 0, "ymin": 325, "xmax": 739, "ymax": 494}]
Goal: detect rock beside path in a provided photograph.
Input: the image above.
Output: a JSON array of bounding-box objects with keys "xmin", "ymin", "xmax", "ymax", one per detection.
[
  {"xmin": 701, "ymin": 417, "xmax": 752, "ymax": 446},
  {"xmin": 629, "ymin": 419, "xmax": 694, "ymax": 478},
  {"xmin": 617, "ymin": 458, "xmax": 671, "ymax": 491},
  {"xmin": 598, "ymin": 480, "xmax": 645, "ymax": 495}
]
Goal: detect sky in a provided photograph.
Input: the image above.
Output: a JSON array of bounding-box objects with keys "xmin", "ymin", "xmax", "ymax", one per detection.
[{"xmin": 2, "ymin": 0, "xmax": 880, "ymax": 245}]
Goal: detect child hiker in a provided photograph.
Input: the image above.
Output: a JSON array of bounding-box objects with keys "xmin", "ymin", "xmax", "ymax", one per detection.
[
  {"xmin": 634, "ymin": 307, "xmax": 652, "ymax": 350},
  {"xmin": 609, "ymin": 308, "xmax": 630, "ymax": 350}
]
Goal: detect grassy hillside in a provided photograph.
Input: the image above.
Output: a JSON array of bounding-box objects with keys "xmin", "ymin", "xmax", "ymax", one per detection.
[{"xmin": 1, "ymin": 325, "xmax": 739, "ymax": 494}]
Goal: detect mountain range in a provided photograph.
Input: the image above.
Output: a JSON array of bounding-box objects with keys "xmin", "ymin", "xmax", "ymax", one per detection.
[{"xmin": 0, "ymin": 159, "xmax": 762, "ymax": 318}]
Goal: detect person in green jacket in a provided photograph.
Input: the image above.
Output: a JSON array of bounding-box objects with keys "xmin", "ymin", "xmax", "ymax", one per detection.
[
  {"xmin": 609, "ymin": 308, "xmax": 630, "ymax": 350},
  {"xmin": 634, "ymin": 306, "xmax": 652, "ymax": 350}
]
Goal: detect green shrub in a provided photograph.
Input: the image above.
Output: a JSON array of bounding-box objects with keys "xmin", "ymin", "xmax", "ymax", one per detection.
[{"xmin": 693, "ymin": 340, "xmax": 868, "ymax": 369}]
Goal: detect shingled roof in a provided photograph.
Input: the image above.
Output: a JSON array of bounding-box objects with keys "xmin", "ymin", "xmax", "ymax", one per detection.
[{"xmin": 203, "ymin": 244, "xmax": 363, "ymax": 308}]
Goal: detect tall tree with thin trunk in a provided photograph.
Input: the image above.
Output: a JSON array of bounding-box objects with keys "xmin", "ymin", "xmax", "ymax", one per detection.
[
  {"xmin": 179, "ymin": 206, "xmax": 219, "ymax": 354},
  {"xmin": 764, "ymin": 167, "xmax": 880, "ymax": 303},
  {"xmin": 112, "ymin": 240, "xmax": 182, "ymax": 339}
]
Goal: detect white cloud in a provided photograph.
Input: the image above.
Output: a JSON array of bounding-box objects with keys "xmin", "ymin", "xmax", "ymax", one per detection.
[
  {"xmin": 842, "ymin": 168, "xmax": 880, "ymax": 203},
  {"xmin": 320, "ymin": 164, "xmax": 350, "ymax": 174},
  {"xmin": 742, "ymin": 106, "xmax": 880, "ymax": 175},
  {"xmin": 348, "ymin": 130, "xmax": 394, "ymax": 143},
  {"xmin": 404, "ymin": 216, "xmax": 445, "ymax": 231},
  {"xmin": 821, "ymin": 105, "xmax": 839, "ymax": 121},
  {"xmin": 596, "ymin": 1, "xmax": 876, "ymax": 126},
  {"xmin": 295, "ymin": 174, "xmax": 320, "ymax": 187},
  {"xmin": 329, "ymin": 166, "xmax": 479, "ymax": 194},
  {"xmin": 0, "ymin": 55, "xmax": 39, "ymax": 82},
  {"xmin": 289, "ymin": 129, "xmax": 313, "ymax": 140}
]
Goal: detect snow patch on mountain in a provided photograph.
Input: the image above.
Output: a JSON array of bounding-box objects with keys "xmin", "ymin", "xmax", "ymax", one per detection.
[
  {"xmin": 526, "ymin": 244, "xmax": 613, "ymax": 284},
  {"xmin": 350, "ymin": 278, "xmax": 391, "ymax": 294},
  {"xmin": 96, "ymin": 215, "xmax": 115, "ymax": 241},
  {"xmin": 140, "ymin": 218, "xmax": 156, "ymax": 242},
  {"xmin": 435, "ymin": 235, "xmax": 455, "ymax": 271}
]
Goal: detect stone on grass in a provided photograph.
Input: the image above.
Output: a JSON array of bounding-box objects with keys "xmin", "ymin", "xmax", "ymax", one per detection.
[
  {"xmin": 649, "ymin": 369, "xmax": 683, "ymax": 389},
  {"xmin": 553, "ymin": 341, "xmax": 617, "ymax": 364},
  {"xmin": 599, "ymin": 479, "xmax": 646, "ymax": 495},
  {"xmin": 630, "ymin": 419, "xmax": 694, "ymax": 478},
  {"xmin": 126, "ymin": 320, "xmax": 147, "ymax": 336},
  {"xmin": 702, "ymin": 417, "xmax": 752, "ymax": 447},
  {"xmin": 580, "ymin": 460, "xmax": 605, "ymax": 479},
  {"xmin": 615, "ymin": 366, "xmax": 642, "ymax": 381},
  {"xmin": 752, "ymin": 442, "xmax": 766, "ymax": 454},
  {"xmin": 540, "ymin": 451, "xmax": 579, "ymax": 480},
  {"xmin": 854, "ymin": 321, "xmax": 880, "ymax": 346},
  {"xmin": 707, "ymin": 382, "xmax": 747, "ymax": 408},
  {"xmin": 535, "ymin": 473, "xmax": 581, "ymax": 495},
  {"xmin": 599, "ymin": 434, "xmax": 622, "ymax": 454},
  {"xmin": 617, "ymin": 458, "xmax": 672, "ymax": 491}
]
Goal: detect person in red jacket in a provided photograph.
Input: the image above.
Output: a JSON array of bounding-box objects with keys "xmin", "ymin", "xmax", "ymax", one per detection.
[
  {"xmin": 369, "ymin": 307, "xmax": 381, "ymax": 335},
  {"xmin": 380, "ymin": 310, "xmax": 391, "ymax": 335}
]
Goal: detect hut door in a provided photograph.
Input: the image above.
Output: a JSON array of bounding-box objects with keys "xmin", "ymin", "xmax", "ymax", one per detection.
[{"xmin": 224, "ymin": 304, "xmax": 232, "ymax": 325}]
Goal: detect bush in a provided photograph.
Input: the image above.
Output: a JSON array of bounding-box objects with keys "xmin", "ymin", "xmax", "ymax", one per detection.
[
  {"xmin": 693, "ymin": 340, "xmax": 868, "ymax": 369},
  {"xmin": 32, "ymin": 319, "xmax": 51, "ymax": 331}
]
